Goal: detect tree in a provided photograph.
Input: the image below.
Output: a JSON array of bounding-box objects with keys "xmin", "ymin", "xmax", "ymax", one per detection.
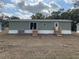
[
  {"xmin": 31, "ymin": 15, "xmax": 36, "ymax": 19},
  {"xmin": 70, "ymin": 9, "xmax": 79, "ymax": 22},
  {"xmin": 51, "ymin": 11, "xmax": 61, "ymax": 19},
  {"xmin": 31, "ymin": 13, "xmax": 45, "ymax": 19},
  {"xmin": 10, "ymin": 16, "xmax": 20, "ymax": 19},
  {"xmin": 67, "ymin": 9, "xmax": 79, "ymax": 32},
  {"xmin": 45, "ymin": 11, "xmax": 61, "ymax": 19},
  {"xmin": 31, "ymin": 9, "xmax": 79, "ymax": 22},
  {"xmin": 60, "ymin": 12, "xmax": 70, "ymax": 19}
]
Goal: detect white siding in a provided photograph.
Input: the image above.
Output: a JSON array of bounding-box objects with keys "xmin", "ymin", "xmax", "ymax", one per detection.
[
  {"xmin": 61, "ymin": 30, "xmax": 72, "ymax": 34},
  {"xmin": 38, "ymin": 30, "xmax": 54, "ymax": 34},
  {"xmin": 24, "ymin": 30, "xmax": 32, "ymax": 33},
  {"xmin": 77, "ymin": 23, "xmax": 79, "ymax": 33},
  {"xmin": 8, "ymin": 30, "xmax": 18, "ymax": 34},
  {"xmin": 0, "ymin": 23, "xmax": 2, "ymax": 32}
]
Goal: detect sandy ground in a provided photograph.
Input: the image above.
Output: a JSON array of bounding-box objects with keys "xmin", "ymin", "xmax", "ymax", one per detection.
[{"xmin": 0, "ymin": 32, "xmax": 79, "ymax": 59}]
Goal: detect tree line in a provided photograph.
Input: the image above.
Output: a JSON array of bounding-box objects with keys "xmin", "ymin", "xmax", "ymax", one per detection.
[{"xmin": 31, "ymin": 9, "xmax": 79, "ymax": 23}]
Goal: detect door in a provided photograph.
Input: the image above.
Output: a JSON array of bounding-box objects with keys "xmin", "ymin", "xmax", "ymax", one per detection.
[
  {"xmin": 30, "ymin": 22, "xmax": 37, "ymax": 30},
  {"xmin": 54, "ymin": 22, "xmax": 59, "ymax": 29},
  {"xmin": 34, "ymin": 23, "xmax": 36, "ymax": 29},
  {"xmin": 71, "ymin": 22, "xmax": 77, "ymax": 32},
  {"xmin": 54, "ymin": 22, "xmax": 62, "ymax": 35}
]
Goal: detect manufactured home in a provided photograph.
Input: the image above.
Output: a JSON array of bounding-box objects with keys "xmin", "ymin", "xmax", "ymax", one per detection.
[
  {"xmin": 0, "ymin": 20, "xmax": 2, "ymax": 32},
  {"xmin": 7, "ymin": 19, "xmax": 72, "ymax": 35}
]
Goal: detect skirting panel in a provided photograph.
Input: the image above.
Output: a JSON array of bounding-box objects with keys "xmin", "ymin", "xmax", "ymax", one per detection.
[
  {"xmin": 8, "ymin": 30, "xmax": 18, "ymax": 34},
  {"xmin": 38, "ymin": 30, "xmax": 54, "ymax": 34},
  {"xmin": 24, "ymin": 30, "xmax": 54, "ymax": 34},
  {"xmin": 61, "ymin": 30, "xmax": 71, "ymax": 34},
  {"xmin": 24, "ymin": 30, "xmax": 32, "ymax": 33},
  {"xmin": 77, "ymin": 31, "xmax": 79, "ymax": 33},
  {"xmin": 0, "ymin": 30, "xmax": 2, "ymax": 32},
  {"xmin": 8, "ymin": 30, "xmax": 72, "ymax": 34}
]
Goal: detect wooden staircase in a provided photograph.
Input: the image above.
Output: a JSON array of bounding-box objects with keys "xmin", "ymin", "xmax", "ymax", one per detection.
[
  {"xmin": 32, "ymin": 30, "xmax": 38, "ymax": 36},
  {"xmin": 54, "ymin": 27, "xmax": 62, "ymax": 36}
]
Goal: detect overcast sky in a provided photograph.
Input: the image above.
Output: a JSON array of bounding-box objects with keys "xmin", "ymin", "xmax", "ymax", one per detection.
[{"xmin": 0, "ymin": 0, "xmax": 79, "ymax": 19}]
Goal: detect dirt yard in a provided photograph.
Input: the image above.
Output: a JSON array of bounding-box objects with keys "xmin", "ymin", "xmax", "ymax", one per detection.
[{"xmin": 0, "ymin": 32, "xmax": 79, "ymax": 59}]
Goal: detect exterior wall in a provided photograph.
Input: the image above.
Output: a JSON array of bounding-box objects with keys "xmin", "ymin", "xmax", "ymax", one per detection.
[
  {"xmin": 8, "ymin": 21, "xmax": 72, "ymax": 34},
  {"xmin": 9, "ymin": 21, "xmax": 54, "ymax": 30},
  {"xmin": 37, "ymin": 21, "xmax": 54, "ymax": 30},
  {"xmin": 37, "ymin": 21, "xmax": 71, "ymax": 34},
  {"xmin": 9, "ymin": 21, "xmax": 30, "ymax": 30},
  {"xmin": 0, "ymin": 22, "xmax": 2, "ymax": 32},
  {"xmin": 77, "ymin": 23, "xmax": 79, "ymax": 33},
  {"xmin": 59, "ymin": 22, "xmax": 71, "ymax": 30},
  {"xmin": 59, "ymin": 22, "xmax": 72, "ymax": 34}
]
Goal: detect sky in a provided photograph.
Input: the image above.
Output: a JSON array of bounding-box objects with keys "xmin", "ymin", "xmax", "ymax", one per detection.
[{"xmin": 0, "ymin": 0, "xmax": 79, "ymax": 19}]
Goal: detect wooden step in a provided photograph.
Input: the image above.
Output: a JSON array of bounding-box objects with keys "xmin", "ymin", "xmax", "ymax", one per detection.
[
  {"xmin": 57, "ymin": 34, "xmax": 62, "ymax": 37},
  {"xmin": 54, "ymin": 29, "xmax": 62, "ymax": 36},
  {"xmin": 32, "ymin": 30, "xmax": 38, "ymax": 36}
]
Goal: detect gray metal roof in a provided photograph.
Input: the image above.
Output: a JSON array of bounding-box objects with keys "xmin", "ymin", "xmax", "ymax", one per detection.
[{"xmin": 7, "ymin": 19, "xmax": 72, "ymax": 22}]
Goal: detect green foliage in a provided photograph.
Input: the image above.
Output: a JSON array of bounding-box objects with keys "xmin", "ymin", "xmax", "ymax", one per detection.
[
  {"xmin": 31, "ymin": 13, "xmax": 45, "ymax": 19},
  {"xmin": 31, "ymin": 9, "xmax": 79, "ymax": 23},
  {"xmin": 51, "ymin": 11, "xmax": 61, "ymax": 19},
  {"xmin": 70, "ymin": 9, "xmax": 79, "ymax": 22},
  {"xmin": 10, "ymin": 16, "xmax": 20, "ymax": 19}
]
